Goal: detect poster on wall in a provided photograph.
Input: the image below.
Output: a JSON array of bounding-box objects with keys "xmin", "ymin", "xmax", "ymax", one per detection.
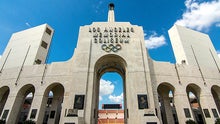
[
  {"xmin": 74, "ymin": 95, "xmax": 85, "ymax": 110},
  {"xmin": 184, "ymin": 108, "xmax": 191, "ymax": 118},
  {"xmin": 137, "ymin": 94, "xmax": 148, "ymax": 109},
  {"xmin": 30, "ymin": 109, "xmax": 37, "ymax": 119}
]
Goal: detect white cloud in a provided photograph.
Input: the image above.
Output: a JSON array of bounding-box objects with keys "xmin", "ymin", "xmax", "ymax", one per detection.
[
  {"xmin": 175, "ymin": 0, "xmax": 220, "ymax": 31},
  {"xmin": 109, "ymin": 93, "xmax": 123, "ymax": 103},
  {"xmin": 99, "ymin": 96, "xmax": 103, "ymax": 101},
  {"xmin": 0, "ymin": 55, "xmax": 1, "ymax": 59},
  {"xmin": 99, "ymin": 79, "xmax": 115, "ymax": 101},
  {"xmin": 145, "ymin": 32, "xmax": 166, "ymax": 49}
]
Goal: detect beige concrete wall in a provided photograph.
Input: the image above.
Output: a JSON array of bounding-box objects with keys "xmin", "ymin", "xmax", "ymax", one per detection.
[
  {"xmin": 0, "ymin": 24, "xmax": 53, "ymax": 70},
  {"xmin": 0, "ymin": 23, "xmax": 219, "ymax": 124}
]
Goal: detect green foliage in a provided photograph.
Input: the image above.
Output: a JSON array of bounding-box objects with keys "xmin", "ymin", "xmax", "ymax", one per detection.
[
  {"xmin": 186, "ymin": 119, "xmax": 197, "ymax": 124},
  {"xmin": 23, "ymin": 119, "xmax": 35, "ymax": 124},
  {"xmin": 0, "ymin": 119, "xmax": 5, "ymax": 124},
  {"xmin": 215, "ymin": 118, "xmax": 220, "ymax": 124}
]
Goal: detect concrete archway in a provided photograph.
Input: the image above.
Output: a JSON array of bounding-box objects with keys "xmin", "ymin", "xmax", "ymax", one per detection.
[
  {"xmin": 186, "ymin": 83, "xmax": 205, "ymax": 124},
  {"xmin": 92, "ymin": 54, "xmax": 127, "ymax": 124},
  {"xmin": 157, "ymin": 82, "xmax": 178, "ymax": 124},
  {"xmin": 211, "ymin": 85, "xmax": 220, "ymax": 116},
  {"xmin": 41, "ymin": 83, "xmax": 64, "ymax": 124},
  {"xmin": 7, "ymin": 84, "xmax": 35, "ymax": 124},
  {"xmin": 0, "ymin": 86, "xmax": 10, "ymax": 117}
]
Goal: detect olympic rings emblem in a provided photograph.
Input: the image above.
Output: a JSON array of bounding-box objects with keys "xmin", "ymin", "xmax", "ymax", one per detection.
[{"xmin": 101, "ymin": 44, "xmax": 122, "ymax": 52}]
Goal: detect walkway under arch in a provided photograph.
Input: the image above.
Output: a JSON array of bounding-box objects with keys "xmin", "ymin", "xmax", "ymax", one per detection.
[
  {"xmin": 93, "ymin": 54, "xmax": 127, "ymax": 124},
  {"xmin": 7, "ymin": 84, "xmax": 35, "ymax": 124},
  {"xmin": 40, "ymin": 83, "xmax": 65, "ymax": 124},
  {"xmin": 211, "ymin": 85, "xmax": 220, "ymax": 117},
  {"xmin": 157, "ymin": 82, "xmax": 178, "ymax": 124},
  {"xmin": 0, "ymin": 86, "xmax": 10, "ymax": 118},
  {"xmin": 186, "ymin": 83, "xmax": 205, "ymax": 124}
]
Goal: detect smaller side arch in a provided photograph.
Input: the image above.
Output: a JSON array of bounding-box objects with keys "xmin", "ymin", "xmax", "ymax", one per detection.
[
  {"xmin": 157, "ymin": 82, "xmax": 178, "ymax": 124},
  {"xmin": 211, "ymin": 85, "xmax": 220, "ymax": 116},
  {"xmin": 186, "ymin": 83, "xmax": 205, "ymax": 124},
  {"xmin": 186, "ymin": 83, "xmax": 201, "ymax": 98},
  {"xmin": 7, "ymin": 84, "xmax": 35, "ymax": 124},
  {"xmin": 40, "ymin": 83, "xmax": 65, "ymax": 124},
  {"xmin": 43, "ymin": 83, "xmax": 65, "ymax": 97},
  {"xmin": 157, "ymin": 82, "xmax": 175, "ymax": 96},
  {"xmin": 0, "ymin": 86, "xmax": 10, "ymax": 118}
]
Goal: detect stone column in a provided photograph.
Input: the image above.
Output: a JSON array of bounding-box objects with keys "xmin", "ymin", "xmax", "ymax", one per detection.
[
  {"xmin": 27, "ymin": 91, "xmax": 47, "ymax": 123},
  {"xmin": 154, "ymin": 94, "xmax": 163, "ymax": 124},
  {"xmin": 174, "ymin": 92, "xmax": 194, "ymax": 123},
  {"xmin": 160, "ymin": 97, "xmax": 168, "ymax": 124},
  {"xmin": 47, "ymin": 96, "xmax": 62, "ymax": 124},
  {"xmin": 5, "ymin": 95, "xmax": 24, "ymax": 124},
  {"xmin": 0, "ymin": 95, "xmax": 14, "ymax": 122},
  {"xmin": 200, "ymin": 89, "xmax": 219, "ymax": 124},
  {"xmin": 162, "ymin": 95, "xmax": 175, "ymax": 124}
]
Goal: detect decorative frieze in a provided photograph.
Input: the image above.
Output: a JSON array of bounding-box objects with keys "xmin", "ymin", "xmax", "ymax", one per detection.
[{"xmin": 89, "ymin": 26, "xmax": 134, "ymax": 52}]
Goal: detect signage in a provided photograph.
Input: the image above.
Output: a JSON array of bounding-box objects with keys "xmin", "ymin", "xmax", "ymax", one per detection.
[{"xmin": 89, "ymin": 26, "xmax": 134, "ymax": 52}]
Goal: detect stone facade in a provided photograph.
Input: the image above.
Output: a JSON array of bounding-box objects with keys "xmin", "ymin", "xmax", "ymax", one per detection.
[
  {"xmin": 0, "ymin": 4, "xmax": 219, "ymax": 124},
  {"xmin": 0, "ymin": 24, "xmax": 53, "ymax": 70}
]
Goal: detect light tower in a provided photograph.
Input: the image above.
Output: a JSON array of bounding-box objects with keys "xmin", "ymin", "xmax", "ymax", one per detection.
[{"xmin": 108, "ymin": 3, "xmax": 115, "ymax": 22}]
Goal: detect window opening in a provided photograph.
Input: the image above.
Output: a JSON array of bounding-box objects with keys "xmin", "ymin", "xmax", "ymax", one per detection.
[
  {"xmin": 41, "ymin": 41, "xmax": 48, "ymax": 49},
  {"xmin": 45, "ymin": 28, "xmax": 52, "ymax": 35}
]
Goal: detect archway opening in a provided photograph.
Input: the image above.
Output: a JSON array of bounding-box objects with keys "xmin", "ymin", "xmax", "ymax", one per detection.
[
  {"xmin": 186, "ymin": 84, "xmax": 205, "ymax": 124},
  {"xmin": 98, "ymin": 72, "xmax": 124, "ymax": 124},
  {"xmin": 42, "ymin": 83, "xmax": 64, "ymax": 124},
  {"xmin": 0, "ymin": 86, "xmax": 10, "ymax": 117},
  {"xmin": 43, "ymin": 91, "xmax": 53, "ymax": 124},
  {"xmin": 16, "ymin": 85, "xmax": 35, "ymax": 124},
  {"xmin": 157, "ymin": 83, "xmax": 178, "ymax": 124},
  {"xmin": 93, "ymin": 54, "xmax": 127, "ymax": 124},
  {"xmin": 211, "ymin": 85, "xmax": 220, "ymax": 118}
]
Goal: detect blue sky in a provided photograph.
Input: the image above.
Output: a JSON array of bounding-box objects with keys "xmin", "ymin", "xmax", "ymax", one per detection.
[
  {"xmin": 99, "ymin": 72, "xmax": 123, "ymax": 109},
  {"xmin": 0, "ymin": 0, "xmax": 220, "ymax": 108}
]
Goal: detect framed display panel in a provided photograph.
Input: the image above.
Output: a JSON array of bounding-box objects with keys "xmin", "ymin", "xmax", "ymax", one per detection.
[
  {"xmin": 184, "ymin": 108, "xmax": 191, "ymax": 118},
  {"xmin": 74, "ymin": 95, "xmax": 85, "ymax": 110},
  {"xmin": 30, "ymin": 109, "xmax": 37, "ymax": 119},
  {"xmin": 67, "ymin": 109, "xmax": 78, "ymax": 117},
  {"xmin": 2, "ymin": 110, "xmax": 9, "ymax": 120},
  {"xmin": 212, "ymin": 109, "xmax": 219, "ymax": 118},
  {"xmin": 137, "ymin": 94, "xmax": 148, "ymax": 109},
  {"xmin": 203, "ymin": 109, "xmax": 211, "ymax": 118}
]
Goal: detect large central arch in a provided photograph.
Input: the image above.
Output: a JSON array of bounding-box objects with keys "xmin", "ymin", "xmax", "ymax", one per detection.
[{"xmin": 92, "ymin": 54, "xmax": 127, "ymax": 124}]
